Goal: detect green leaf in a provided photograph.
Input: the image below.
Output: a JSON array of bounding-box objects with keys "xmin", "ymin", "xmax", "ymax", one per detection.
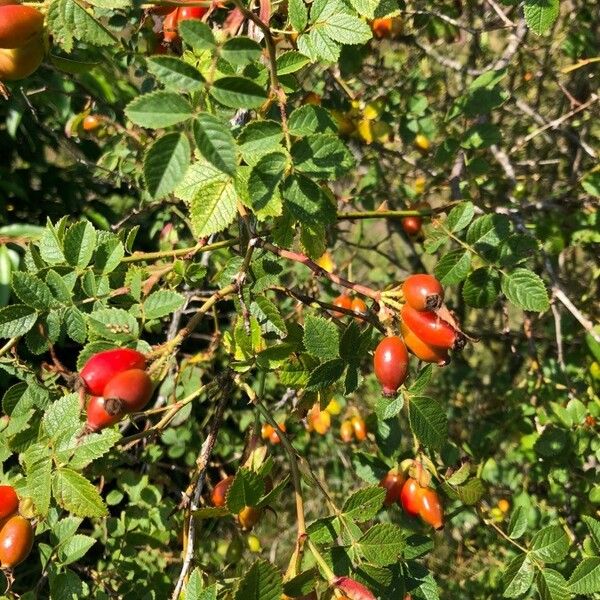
[
  {"xmin": 276, "ymin": 51, "xmax": 310, "ymax": 75},
  {"xmin": 536, "ymin": 569, "xmax": 569, "ymax": 600},
  {"xmin": 502, "ymin": 554, "xmax": 534, "ymax": 598},
  {"xmin": 462, "ymin": 267, "xmax": 501, "ymax": 308},
  {"xmin": 193, "ymin": 114, "xmax": 237, "ymax": 176},
  {"xmin": 306, "ymin": 358, "xmax": 345, "ymax": 390},
  {"xmin": 47, "ymin": 0, "xmax": 115, "ymax": 52},
  {"xmin": 288, "ymin": 0, "xmax": 308, "ymax": 31},
  {"xmin": 434, "ymin": 250, "xmax": 471, "ymax": 285},
  {"xmin": 11, "ymin": 271, "xmax": 54, "ymax": 310},
  {"xmin": 288, "ymin": 105, "xmax": 337, "ymax": 137},
  {"xmin": 568, "ymin": 558, "xmax": 600, "ymax": 594},
  {"xmin": 374, "ymin": 394, "xmax": 403, "ymax": 421},
  {"xmin": 226, "ymin": 468, "xmax": 264, "ymax": 513},
  {"xmin": 143, "ymin": 290, "xmax": 185, "ymax": 320},
  {"xmin": 250, "ymin": 296, "xmax": 287, "ymax": 338},
  {"xmin": 0, "ymin": 304, "xmax": 37, "ymax": 338},
  {"xmin": 466, "ymin": 214, "xmax": 510, "ymax": 260},
  {"xmin": 582, "ymin": 516, "xmax": 600, "ymax": 549},
  {"xmin": 283, "ymin": 174, "xmax": 336, "ymax": 226},
  {"xmin": 125, "ymin": 91, "xmax": 194, "ymax": 129},
  {"xmin": 22, "ymin": 444, "xmax": 52, "ymax": 516},
  {"xmin": 57, "ymin": 534, "xmax": 96, "ymax": 566},
  {"xmin": 178, "ymin": 19, "xmax": 216, "ymax": 49},
  {"xmin": 508, "ymin": 506, "xmax": 528, "ymax": 539},
  {"xmin": 146, "ymin": 56, "xmax": 204, "ymax": 91},
  {"xmin": 64, "ymin": 306, "xmax": 87, "ymax": 344},
  {"xmin": 322, "ymin": 13, "xmax": 372, "ymax": 44},
  {"xmin": 238, "ymin": 120, "xmax": 284, "ymax": 166},
  {"xmin": 501, "ymin": 268, "xmax": 549, "ymax": 312},
  {"xmin": 88, "ymin": 308, "xmax": 139, "ymax": 342},
  {"xmin": 94, "ymin": 237, "xmax": 125, "ymax": 275},
  {"xmin": 68, "ymin": 429, "xmax": 121, "ymax": 470},
  {"xmin": 524, "ymin": 0, "xmax": 559, "ymax": 35},
  {"xmin": 52, "ymin": 468, "xmax": 108, "ymax": 518},
  {"xmin": 291, "ymin": 134, "xmax": 354, "ymax": 179},
  {"xmin": 209, "ymin": 77, "xmax": 267, "ymax": 109},
  {"xmin": 359, "ymin": 524, "xmax": 406, "ymax": 566},
  {"xmin": 188, "ymin": 176, "xmax": 238, "ymax": 238},
  {"xmin": 221, "ymin": 37, "xmax": 262, "ymax": 66},
  {"xmin": 408, "ymin": 396, "xmax": 448, "ymax": 450},
  {"xmin": 303, "ymin": 315, "xmax": 339, "ymax": 360},
  {"xmin": 43, "ymin": 393, "xmax": 81, "ymax": 444},
  {"xmin": 144, "ymin": 132, "xmax": 191, "ymax": 199},
  {"xmin": 455, "ymin": 478, "xmax": 485, "ymax": 505},
  {"xmin": 349, "ymin": 0, "xmax": 381, "ymax": 18},
  {"xmin": 247, "ymin": 152, "xmax": 288, "ymax": 218},
  {"xmin": 234, "ymin": 559, "xmax": 282, "ymax": 600},
  {"xmin": 445, "ymin": 201, "xmax": 475, "ymax": 232},
  {"xmin": 342, "ymin": 486, "xmax": 386, "ymax": 522},
  {"xmin": 64, "ymin": 221, "xmax": 96, "ymax": 268},
  {"xmin": 462, "ymin": 123, "xmax": 502, "ymax": 148},
  {"xmin": 531, "ymin": 526, "xmax": 570, "ymax": 563}
]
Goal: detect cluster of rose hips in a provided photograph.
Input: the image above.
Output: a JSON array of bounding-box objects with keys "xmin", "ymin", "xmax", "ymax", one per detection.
[
  {"xmin": 380, "ymin": 461, "xmax": 443, "ymax": 530},
  {"xmin": 0, "ymin": 485, "xmax": 34, "ymax": 569},
  {"xmin": 0, "ymin": 1, "xmax": 45, "ymax": 81},
  {"xmin": 80, "ymin": 348, "xmax": 154, "ymax": 432},
  {"xmin": 374, "ymin": 274, "xmax": 465, "ymax": 396},
  {"xmin": 339, "ymin": 414, "xmax": 367, "ymax": 443},
  {"xmin": 331, "ymin": 294, "xmax": 368, "ymax": 320},
  {"xmin": 211, "ymin": 476, "xmax": 262, "ymax": 531}
]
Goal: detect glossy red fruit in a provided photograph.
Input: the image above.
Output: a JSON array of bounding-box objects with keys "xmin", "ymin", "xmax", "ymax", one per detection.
[
  {"xmin": 373, "ymin": 336, "xmax": 409, "ymax": 396},
  {"xmin": 0, "ymin": 486, "xmax": 18, "ymax": 519},
  {"xmin": 419, "ymin": 487, "xmax": 444, "ymax": 529},
  {"xmin": 401, "ymin": 305, "xmax": 460, "ymax": 350},
  {"xmin": 0, "ymin": 515, "xmax": 33, "ymax": 568},
  {"xmin": 211, "ymin": 476, "xmax": 234, "ymax": 508},
  {"xmin": 400, "ymin": 478, "xmax": 422, "ymax": 517},
  {"xmin": 351, "ymin": 297, "xmax": 368, "ymax": 320},
  {"xmin": 340, "ymin": 420, "xmax": 354, "ymax": 443},
  {"xmin": 162, "ymin": 8, "xmax": 180, "ymax": 43},
  {"xmin": 380, "ymin": 471, "xmax": 404, "ymax": 506},
  {"xmin": 178, "ymin": 4, "xmax": 207, "ymax": 21},
  {"xmin": 402, "ymin": 274, "xmax": 444, "ymax": 312},
  {"xmin": 0, "ymin": 35, "xmax": 43, "ymax": 80},
  {"xmin": 332, "ymin": 294, "xmax": 353, "ymax": 318},
  {"xmin": 351, "ymin": 415, "xmax": 367, "ymax": 441},
  {"xmin": 269, "ymin": 422, "xmax": 286, "ymax": 444},
  {"xmin": 334, "ymin": 576, "xmax": 376, "ymax": 600},
  {"xmin": 401, "ymin": 322, "xmax": 449, "ymax": 365},
  {"xmin": 80, "ymin": 348, "xmax": 146, "ymax": 396},
  {"xmin": 0, "ymin": 5, "xmax": 44, "ymax": 48},
  {"xmin": 238, "ymin": 506, "xmax": 261, "ymax": 530},
  {"xmin": 402, "ymin": 216, "xmax": 422, "ymax": 235},
  {"xmin": 103, "ymin": 369, "xmax": 153, "ymax": 412},
  {"xmin": 86, "ymin": 396, "xmax": 124, "ymax": 432}
]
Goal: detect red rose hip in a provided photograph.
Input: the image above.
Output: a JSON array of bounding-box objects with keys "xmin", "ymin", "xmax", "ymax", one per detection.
[
  {"xmin": 373, "ymin": 336, "xmax": 408, "ymax": 396},
  {"xmin": 80, "ymin": 348, "xmax": 146, "ymax": 396},
  {"xmin": 402, "ymin": 274, "xmax": 444, "ymax": 311},
  {"xmin": 102, "ymin": 369, "xmax": 153, "ymax": 412},
  {"xmin": 0, "ymin": 486, "xmax": 18, "ymax": 519}
]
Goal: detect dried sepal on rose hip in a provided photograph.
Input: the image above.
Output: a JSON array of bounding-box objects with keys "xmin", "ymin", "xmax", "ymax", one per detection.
[
  {"xmin": 402, "ymin": 274, "xmax": 444, "ymax": 312},
  {"xmin": 85, "ymin": 396, "xmax": 125, "ymax": 432}
]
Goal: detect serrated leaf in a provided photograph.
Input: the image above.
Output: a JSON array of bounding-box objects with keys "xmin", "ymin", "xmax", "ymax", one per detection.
[
  {"xmin": 291, "ymin": 134, "xmax": 354, "ymax": 179},
  {"xmin": 64, "ymin": 306, "xmax": 87, "ymax": 344},
  {"xmin": 288, "ymin": 105, "xmax": 337, "ymax": 137},
  {"xmin": 53, "ymin": 468, "xmax": 108, "ymax": 518},
  {"xmin": 193, "ymin": 114, "xmax": 237, "ymax": 176},
  {"xmin": 342, "ymin": 486, "xmax": 386, "ymax": 522},
  {"xmin": 11, "ymin": 271, "xmax": 53, "ymax": 310},
  {"xmin": 306, "ymin": 358, "xmax": 345, "ymax": 390},
  {"xmin": 143, "ymin": 290, "xmax": 185, "ymax": 320},
  {"xmin": 501, "ymin": 268, "xmax": 550, "ymax": 312},
  {"xmin": 43, "ymin": 394, "xmax": 81, "ymax": 444},
  {"xmin": 408, "ymin": 396, "xmax": 448, "ymax": 450},
  {"xmin": 322, "ymin": 13, "xmax": 372, "ymax": 44},
  {"xmin": 188, "ymin": 177, "xmax": 238, "ymax": 238},
  {"xmin": 58, "ymin": 534, "xmax": 96, "ymax": 565},
  {"xmin": 209, "ymin": 77, "xmax": 267, "ymax": 109},
  {"xmin": 536, "ymin": 568, "xmax": 569, "ymax": 600},
  {"xmin": 21, "ymin": 444, "xmax": 52, "ymax": 516},
  {"xmin": 178, "ymin": 19, "xmax": 215, "ymax": 49},
  {"xmin": 524, "ymin": 0, "xmax": 559, "ymax": 35},
  {"xmin": 288, "ymin": 0, "xmax": 308, "ymax": 31},
  {"xmin": 247, "ymin": 152, "xmax": 288, "ymax": 217},
  {"xmin": 144, "ymin": 132, "xmax": 191, "ymax": 199},
  {"xmin": 455, "ymin": 478, "xmax": 485, "ymax": 505},
  {"xmin": 303, "ymin": 315, "xmax": 339, "ymax": 360},
  {"xmin": 568, "ymin": 557, "xmax": 600, "ymax": 594},
  {"xmin": 125, "ymin": 91, "xmax": 194, "ymax": 129},
  {"xmin": 94, "ymin": 237, "xmax": 124, "ymax": 275},
  {"xmin": 349, "ymin": 0, "xmax": 380, "ymax": 18},
  {"xmin": 221, "ymin": 36, "xmax": 262, "ymax": 66},
  {"xmin": 0, "ymin": 304, "xmax": 37, "ymax": 338},
  {"xmin": 87, "ymin": 308, "xmax": 138, "ymax": 342},
  {"xmin": 234, "ymin": 559, "xmax": 282, "ymax": 600},
  {"xmin": 226, "ymin": 468, "xmax": 264, "ymax": 513},
  {"xmin": 276, "ymin": 51, "xmax": 310, "ymax": 75},
  {"xmin": 64, "ymin": 221, "xmax": 96, "ymax": 268},
  {"xmin": 508, "ymin": 506, "xmax": 528, "ymax": 539},
  {"xmin": 466, "ymin": 214, "xmax": 510, "ymax": 260},
  {"xmin": 462, "ymin": 267, "xmax": 501, "ymax": 308},
  {"xmin": 283, "ymin": 174, "xmax": 336, "ymax": 226},
  {"xmin": 433, "ymin": 249, "xmax": 471, "ymax": 285},
  {"xmin": 251, "ymin": 296, "xmax": 287, "ymax": 338},
  {"xmin": 68, "ymin": 429, "xmax": 121, "ymax": 470},
  {"xmin": 530, "ymin": 525, "xmax": 570, "ymax": 563},
  {"xmin": 238, "ymin": 120, "xmax": 284, "ymax": 166},
  {"xmin": 502, "ymin": 554, "xmax": 534, "ymax": 598},
  {"xmin": 359, "ymin": 524, "xmax": 406, "ymax": 566},
  {"xmin": 445, "ymin": 202, "xmax": 475, "ymax": 232},
  {"xmin": 147, "ymin": 56, "xmax": 204, "ymax": 91},
  {"xmin": 583, "ymin": 516, "xmax": 600, "ymax": 549}
]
